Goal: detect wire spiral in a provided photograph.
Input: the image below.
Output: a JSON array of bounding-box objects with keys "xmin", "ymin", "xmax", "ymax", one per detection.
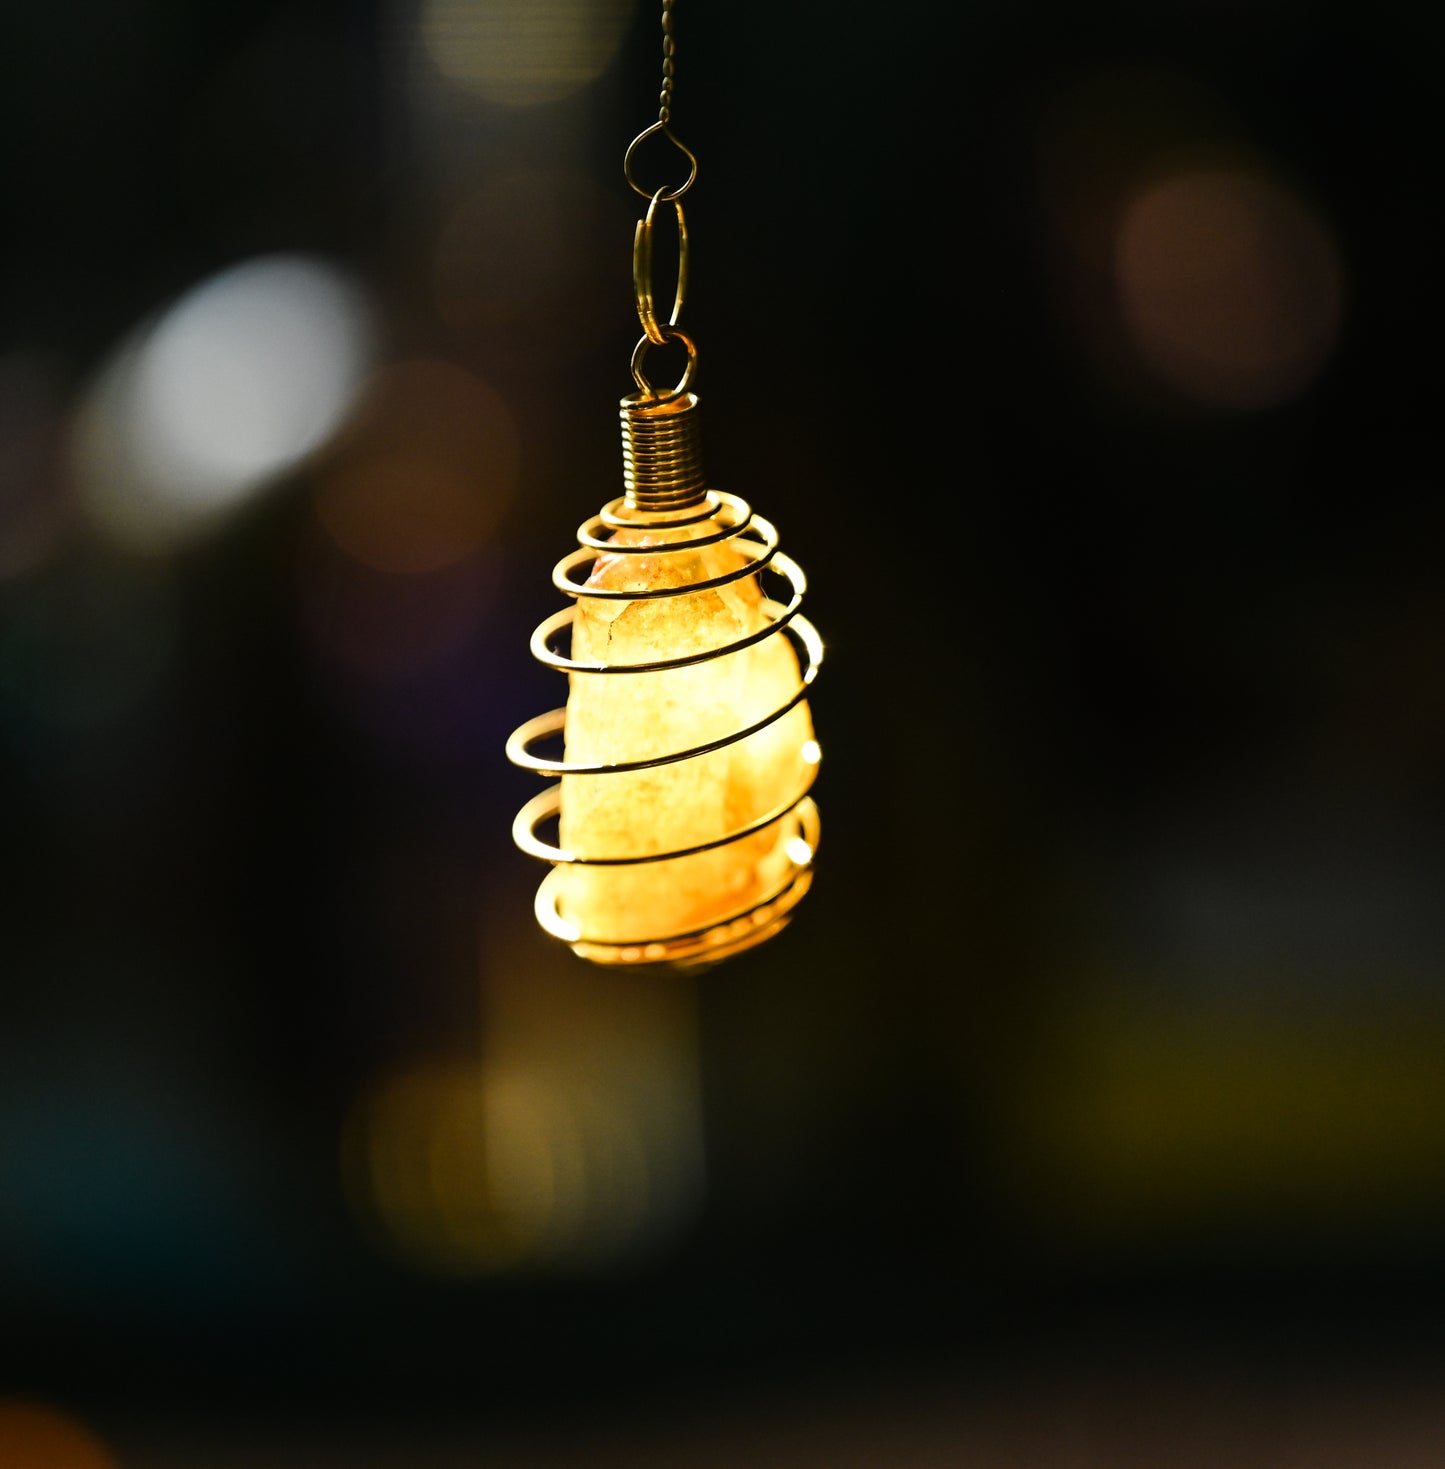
[
  {"xmin": 619, "ymin": 385, "xmax": 705, "ymax": 506},
  {"xmin": 507, "ymin": 392, "xmax": 821, "ymax": 968}
]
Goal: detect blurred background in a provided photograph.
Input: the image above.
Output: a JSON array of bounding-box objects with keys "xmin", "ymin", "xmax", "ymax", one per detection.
[{"xmin": 3, "ymin": 0, "xmax": 1445, "ymax": 1463}]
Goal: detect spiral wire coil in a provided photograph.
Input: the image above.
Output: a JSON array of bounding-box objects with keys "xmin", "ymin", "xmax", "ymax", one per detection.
[
  {"xmin": 508, "ymin": 0, "xmax": 819, "ymax": 966},
  {"xmin": 620, "ymin": 394, "xmax": 706, "ymax": 509},
  {"xmin": 506, "ymin": 393, "xmax": 821, "ymax": 967}
]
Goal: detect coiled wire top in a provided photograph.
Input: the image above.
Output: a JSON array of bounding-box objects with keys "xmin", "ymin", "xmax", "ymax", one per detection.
[{"xmin": 620, "ymin": 388, "xmax": 707, "ymax": 509}]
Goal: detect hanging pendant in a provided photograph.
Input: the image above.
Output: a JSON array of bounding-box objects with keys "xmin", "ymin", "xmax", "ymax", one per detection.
[
  {"xmin": 508, "ymin": 336, "xmax": 821, "ymax": 967},
  {"xmin": 506, "ymin": 1, "xmax": 821, "ymax": 967}
]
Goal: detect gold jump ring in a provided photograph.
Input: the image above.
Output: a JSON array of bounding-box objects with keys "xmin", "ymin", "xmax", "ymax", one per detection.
[
  {"xmin": 630, "ymin": 326, "xmax": 697, "ymax": 401},
  {"xmin": 634, "ymin": 188, "xmax": 689, "ymax": 346}
]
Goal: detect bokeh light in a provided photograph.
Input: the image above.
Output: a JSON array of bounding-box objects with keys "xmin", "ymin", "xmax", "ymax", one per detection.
[
  {"xmin": 1115, "ymin": 168, "xmax": 1343, "ymax": 409},
  {"xmin": 420, "ymin": 0, "xmax": 637, "ymax": 108},
  {"xmin": 74, "ymin": 254, "xmax": 374, "ymax": 553},
  {"xmin": 346, "ymin": 929, "xmax": 706, "ymax": 1276},
  {"xmin": 345, "ymin": 1059, "xmax": 652, "ymax": 1274},
  {"xmin": 0, "ymin": 1400, "xmax": 118, "ymax": 1469},
  {"xmin": 347, "ymin": 1062, "xmax": 555, "ymax": 1273}
]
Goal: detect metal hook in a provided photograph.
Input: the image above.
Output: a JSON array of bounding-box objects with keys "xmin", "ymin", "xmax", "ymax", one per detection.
[
  {"xmin": 630, "ymin": 326, "xmax": 698, "ymax": 401},
  {"xmin": 624, "ymin": 120, "xmax": 698, "ymax": 202}
]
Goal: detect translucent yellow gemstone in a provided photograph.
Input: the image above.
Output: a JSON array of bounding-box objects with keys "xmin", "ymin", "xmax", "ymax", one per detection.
[{"xmin": 557, "ymin": 515, "xmax": 813, "ymax": 947}]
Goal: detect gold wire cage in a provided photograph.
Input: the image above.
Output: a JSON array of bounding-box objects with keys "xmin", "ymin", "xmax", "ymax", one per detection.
[
  {"xmin": 506, "ymin": 366, "xmax": 822, "ymax": 968},
  {"xmin": 506, "ymin": 3, "xmax": 820, "ymax": 967}
]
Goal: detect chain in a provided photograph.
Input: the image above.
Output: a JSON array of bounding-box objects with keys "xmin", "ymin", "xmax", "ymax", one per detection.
[
  {"xmin": 623, "ymin": 0, "xmax": 697, "ymax": 202},
  {"xmin": 658, "ymin": 0, "xmax": 676, "ymax": 124},
  {"xmin": 626, "ymin": 0, "xmax": 698, "ymax": 399}
]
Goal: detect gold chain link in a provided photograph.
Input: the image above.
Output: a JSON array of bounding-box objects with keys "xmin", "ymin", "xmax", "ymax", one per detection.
[
  {"xmin": 626, "ymin": 0, "xmax": 697, "ymax": 396},
  {"xmin": 658, "ymin": 0, "xmax": 676, "ymax": 124},
  {"xmin": 633, "ymin": 188, "xmax": 689, "ymax": 347},
  {"xmin": 623, "ymin": 0, "xmax": 695, "ymax": 203}
]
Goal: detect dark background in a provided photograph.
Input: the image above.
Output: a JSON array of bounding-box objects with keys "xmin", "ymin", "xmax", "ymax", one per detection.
[{"xmin": 3, "ymin": 0, "xmax": 1445, "ymax": 1462}]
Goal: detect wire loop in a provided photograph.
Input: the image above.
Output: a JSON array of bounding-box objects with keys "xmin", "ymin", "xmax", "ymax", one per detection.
[
  {"xmin": 630, "ymin": 326, "xmax": 697, "ymax": 401},
  {"xmin": 634, "ymin": 188, "xmax": 689, "ymax": 345},
  {"xmin": 533, "ymin": 801, "xmax": 818, "ymax": 965},
  {"xmin": 505, "ymin": 613, "xmax": 822, "ymax": 776},
  {"xmin": 624, "ymin": 120, "xmax": 698, "ymax": 202}
]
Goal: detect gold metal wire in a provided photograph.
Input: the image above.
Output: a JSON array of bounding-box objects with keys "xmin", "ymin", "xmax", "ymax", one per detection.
[
  {"xmin": 507, "ymin": 610, "xmax": 820, "ymax": 775},
  {"xmin": 634, "ymin": 189, "xmax": 689, "ymax": 347},
  {"xmin": 506, "ymin": 391, "xmax": 822, "ymax": 969},
  {"xmin": 624, "ymin": 122, "xmax": 698, "ymax": 203},
  {"xmin": 622, "ymin": 0, "xmax": 696, "ymax": 201},
  {"xmin": 657, "ymin": 0, "xmax": 677, "ymax": 123},
  {"xmin": 629, "ymin": 327, "xmax": 698, "ymax": 403},
  {"xmin": 506, "ymin": 0, "xmax": 820, "ymax": 969},
  {"xmin": 532, "ymin": 801, "xmax": 819, "ymax": 967},
  {"xmin": 619, "ymin": 384, "xmax": 705, "ymax": 503}
]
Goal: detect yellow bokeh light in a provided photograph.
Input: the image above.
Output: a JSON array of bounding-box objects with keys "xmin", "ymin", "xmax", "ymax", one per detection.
[
  {"xmin": 344, "ymin": 1057, "xmax": 662, "ymax": 1274},
  {"xmin": 421, "ymin": 0, "xmax": 637, "ymax": 108},
  {"xmin": 348, "ymin": 1062, "xmax": 557, "ymax": 1273}
]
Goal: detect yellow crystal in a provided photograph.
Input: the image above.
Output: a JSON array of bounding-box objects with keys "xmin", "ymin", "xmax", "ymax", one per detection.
[{"xmin": 557, "ymin": 514, "xmax": 813, "ymax": 949}]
